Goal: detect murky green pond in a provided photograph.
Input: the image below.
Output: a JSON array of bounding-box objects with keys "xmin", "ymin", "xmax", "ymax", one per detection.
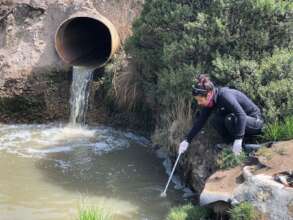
[{"xmin": 0, "ymin": 124, "xmax": 185, "ymax": 220}]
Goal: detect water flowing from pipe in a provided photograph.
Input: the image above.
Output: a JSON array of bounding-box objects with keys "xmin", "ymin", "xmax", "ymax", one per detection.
[{"xmin": 69, "ymin": 66, "xmax": 93, "ymax": 126}]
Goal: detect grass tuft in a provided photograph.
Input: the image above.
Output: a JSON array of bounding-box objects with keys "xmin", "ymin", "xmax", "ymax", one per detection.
[
  {"xmin": 78, "ymin": 206, "xmax": 113, "ymax": 220},
  {"xmin": 229, "ymin": 202, "xmax": 259, "ymax": 220},
  {"xmin": 166, "ymin": 203, "xmax": 212, "ymax": 220},
  {"xmin": 263, "ymin": 116, "xmax": 293, "ymax": 141},
  {"xmin": 216, "ymin": 148, "xmax": 247, "ymax": 170}
]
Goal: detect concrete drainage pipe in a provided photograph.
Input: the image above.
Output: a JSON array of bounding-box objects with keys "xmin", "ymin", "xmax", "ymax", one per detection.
[{"xmin": 55, "ymin": 11, "xmax": 120, "ymax": 68}]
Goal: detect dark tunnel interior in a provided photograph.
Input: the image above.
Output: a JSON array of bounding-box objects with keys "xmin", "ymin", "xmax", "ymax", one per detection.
[{"xmin": 62, "ymin": 17, "xmax": 112, "ymax": 67}]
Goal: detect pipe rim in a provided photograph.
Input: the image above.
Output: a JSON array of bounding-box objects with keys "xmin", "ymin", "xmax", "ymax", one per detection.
[{"xmin": 55, "ymin": 14, "xmax": 120, "ymax": 68}]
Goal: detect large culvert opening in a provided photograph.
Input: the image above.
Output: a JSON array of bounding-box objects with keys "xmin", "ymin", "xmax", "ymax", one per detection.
[{"xmin": 56, "ymin": 17, "xmax": 112, "ymax": 67}]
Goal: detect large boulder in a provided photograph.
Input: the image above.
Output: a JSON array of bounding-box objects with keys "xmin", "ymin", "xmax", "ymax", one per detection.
[{"xmin": 200, "ymin": 140, "xmax": 293, "ymax": 220}]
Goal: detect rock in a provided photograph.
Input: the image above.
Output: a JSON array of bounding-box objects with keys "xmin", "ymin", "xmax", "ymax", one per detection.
[
  {"xmin": 199, "ymin": 140, "xmax": 293, "ymax": 220},
  {"xmin": 200, "ymin": 166, "xmax": 242, "ymax": 206},
  {"xmin": 178, "ymin": 132, "xmax": 219, "ymax": 200},
  {"xmin": 255, "ymin": 140, "xmax": 293, "ymax": 175}
]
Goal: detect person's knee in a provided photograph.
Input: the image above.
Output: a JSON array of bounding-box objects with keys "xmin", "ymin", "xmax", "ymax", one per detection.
[{"xmin": 245, "ymin": 117, "xmax": 264, "ymax": 136}]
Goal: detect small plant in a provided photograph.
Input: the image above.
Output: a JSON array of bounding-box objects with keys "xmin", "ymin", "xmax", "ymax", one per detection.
[
  {"xmin": 166, "ymin": 203, "xmax": 212, "ymax": 220},
  {"xmin": 263, "ymin": 120, "xmax": 285, "ymax": 141},
  {"xmin": 78, "ymin": 206, "xmax": 113, "ymax": 220},
  {"xmin": 263, "ymin": 116, "xmax": 293, "ymax": 141},
  {"xmin": 229, "ymin": 202, "xmax": 258, "ymax": 220},
  {"xmin": 216, "ymin": 148, "xmax": 247, "ymax": 170},
  {"xmin": 283, "ymin": 115, "xmax": 293, "ymax": 140}
]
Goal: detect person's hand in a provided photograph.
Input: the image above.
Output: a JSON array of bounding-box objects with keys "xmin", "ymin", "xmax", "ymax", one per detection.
[
  {"xmin": 232, "ymin": 139, "xmax": 243, "ymax": 156},
  {"xmin": 178, "ymin": 140, "xmax": 189, "ymax": 154}
]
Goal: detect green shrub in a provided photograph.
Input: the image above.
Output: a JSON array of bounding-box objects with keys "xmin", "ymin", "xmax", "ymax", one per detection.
[
  {"xmin": 166, "ymin": 203, "xmax": 212, "ymax": 220},
  {"xmin": 284, "ymin": 116, "xmax": 293, "ymax": 139},
  {"xmin": 216, "ymin": 148, "xmax": 247, "ymax": 170},
  {"xmin": 263, "ymin": 115, "xmax": 293, "ymax": 141},
  {"xmin": 256, "ymin": 49, "xmax": 293, "ymax": 122},
  {"xmin": 229, "ymin": 202, "xmax": 258, "ymax": 220},
  {"xmin": 78, "ymin": 206, "xmax": 113, "ymax": 220}
]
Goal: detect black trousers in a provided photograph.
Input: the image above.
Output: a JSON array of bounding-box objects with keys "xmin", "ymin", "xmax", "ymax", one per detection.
[{"xmin": 211, "ymin": 113, "xmax": 264, "ymax": 143}]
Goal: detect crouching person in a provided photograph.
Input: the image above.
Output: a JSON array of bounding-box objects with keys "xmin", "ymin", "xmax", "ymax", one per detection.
[{"xmin": 178, "ymin": 74, "xmax": 263, "ymax": 156}]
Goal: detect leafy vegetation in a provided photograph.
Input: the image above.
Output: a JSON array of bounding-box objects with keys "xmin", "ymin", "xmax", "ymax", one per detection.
[
  {"xmin": 229, "ymin": 202, "xmax": 259, "ymax": 220},
  {"xmin": 216, "ymin": 148, "xmax": 247, "ymax": 169},
  {"xmin": 263, "ymin": 115, "xmax": 293, "ymax": 141},
  {"xmin": 166, "ymin": 203, "xmax": 213, "ymax": 220},
  {"xmin": 78, "ymin": 206, "xmax": 113, "ymax": 220}
]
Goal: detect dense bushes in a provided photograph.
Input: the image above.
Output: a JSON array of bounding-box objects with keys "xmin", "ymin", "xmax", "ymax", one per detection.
[{"xmin": 126, "ymin": 0, "xmax": 293, "ymax": 137}]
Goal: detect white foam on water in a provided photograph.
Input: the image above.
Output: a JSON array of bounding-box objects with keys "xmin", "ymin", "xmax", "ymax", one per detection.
[
  {"xmin": 0, "ymin": 124, "xmax": 136, "ymax": 158},
  {"xmin": 48, "ymin": 126, "xmax": 96, "ymax": 144},
  {"xmin": 27, "ymin": 146, "xmax": 73, "ymax": 154}
]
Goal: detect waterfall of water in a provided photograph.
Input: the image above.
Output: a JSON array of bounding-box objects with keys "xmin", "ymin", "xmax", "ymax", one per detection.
[{"xmin": 69, "ymin": 66, "xmax": 94, "ymax": 126}]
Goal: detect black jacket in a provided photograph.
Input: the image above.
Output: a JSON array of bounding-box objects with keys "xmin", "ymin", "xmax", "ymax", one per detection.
[{"xmin": 186, "ymin": 87, "xmax": 261, "ymax": 143}]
